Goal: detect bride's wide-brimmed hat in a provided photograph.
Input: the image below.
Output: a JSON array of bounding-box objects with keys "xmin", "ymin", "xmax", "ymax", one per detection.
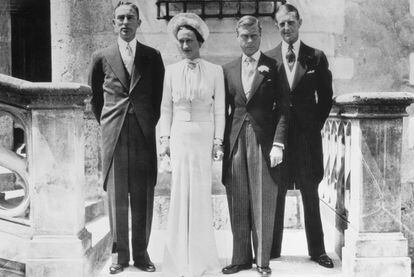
[{"xmin": 167, "ymin": 13, "xmax": 210, "ymax": 42}]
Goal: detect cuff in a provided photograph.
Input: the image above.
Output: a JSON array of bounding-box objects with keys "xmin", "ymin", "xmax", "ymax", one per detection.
[
  {"xmin": 272, "ymin": 142, "xmax": 284, "ymax": 150},
  {"xmin": 214, "ymin": 138, "xmax": 223, "ymax": 146}
]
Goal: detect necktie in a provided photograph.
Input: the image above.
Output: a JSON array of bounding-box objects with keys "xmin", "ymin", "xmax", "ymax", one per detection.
[
  {"xmin": 243, "ymin": 56, "xmax": 255, "ymax": 97},
  {"xmin": 125, "ymin": 43, "xmax": 134, "ymax": 76},
  {"xmin": 286, "ymin": 43, "xmax": 295, "ymax": 72}
]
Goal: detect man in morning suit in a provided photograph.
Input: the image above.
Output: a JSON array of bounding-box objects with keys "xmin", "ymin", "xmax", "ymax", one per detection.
[
  {"xmin": 265, "ymin": 3, "xmax": 334, "ymax": 268},
  {"xmin": 88, "ymin": 1, "xmax": 164, "ymax": 274},
  {"xmin": 222, "ymin": 16, "xmax": 289, "ymax": 276}
]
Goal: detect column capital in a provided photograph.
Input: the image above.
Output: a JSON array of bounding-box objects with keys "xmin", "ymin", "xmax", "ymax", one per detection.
[{"xmin": 334, "ymin": 92, "xmax": 414, "ymax": 118}]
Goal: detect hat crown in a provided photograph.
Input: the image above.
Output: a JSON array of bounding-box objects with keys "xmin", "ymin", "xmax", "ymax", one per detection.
[{"xmin": 167, "ymin": 13, "xmax": 210, "ymax": 42}]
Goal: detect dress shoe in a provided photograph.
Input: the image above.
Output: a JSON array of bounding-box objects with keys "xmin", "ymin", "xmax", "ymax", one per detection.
[
  {"xmin": 222, "ymin": 263, "xmax": 252, "ymax": 274},
  {"xmin": 109, "ymin": 263, "xmax": 129, "ymax": 274},
  {"xmin": 257, "ymin": 266, "xmax": 272, "ymax": 275},
  {"xmin": 310, "ymin": 253, "xmax": 334, "ymax": 268},
  {"xmin": 134, "ymin": 261, "xmax": 156, "ymax": 272}
]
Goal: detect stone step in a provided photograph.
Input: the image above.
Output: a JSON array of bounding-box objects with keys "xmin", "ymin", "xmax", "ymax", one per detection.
[
  {"xmin": 85, "ymin": 215, "xmax": 112, "ymax": 276},
  {"xmin": 98, "ymin": 229, "xmax": 342, "ymax": 276},
  {"xmin": 85, "ymin": 198, "xmax": 106, "ymax": 224}
]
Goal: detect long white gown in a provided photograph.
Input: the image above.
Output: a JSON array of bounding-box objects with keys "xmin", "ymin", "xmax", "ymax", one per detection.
[{"xmin": 159, "ymin": 58, "xmax": 225, "ymax": 277}]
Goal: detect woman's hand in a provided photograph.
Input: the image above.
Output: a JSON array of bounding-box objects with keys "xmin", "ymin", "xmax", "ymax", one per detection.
[
  {"xmin": 159, "ymin": 136, "xmax": 170, "ymax": 157},
  {"xmin": 212, "ymin": 138, "xmax": 224, "ymax": 161}
]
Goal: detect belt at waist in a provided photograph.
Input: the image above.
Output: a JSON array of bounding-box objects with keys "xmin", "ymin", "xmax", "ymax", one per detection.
[{"xmin": 173, "ymin": 110, "xmax": 211, "ymax": 122}]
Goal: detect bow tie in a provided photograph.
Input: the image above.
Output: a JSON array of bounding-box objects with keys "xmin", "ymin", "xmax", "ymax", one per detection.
[{"xmin": 185, "ymin": 59, "xmax": 200, "ymax": 70}]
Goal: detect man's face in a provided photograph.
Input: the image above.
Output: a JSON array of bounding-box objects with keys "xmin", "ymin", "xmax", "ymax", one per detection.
[
  {"xmin": 177, "ymin": 29, "xmax": 201, "ymax": 60},
  {"xmin": 112, "ymin": 5, "xmax": 141, "ymax": 42},
  {"xmin": 275, "ymin": 11, "xmax": 302, "ymax": 44},
  {"xmin": 237, "ymin": 25, "xmax": 261, "ymax": 57}
]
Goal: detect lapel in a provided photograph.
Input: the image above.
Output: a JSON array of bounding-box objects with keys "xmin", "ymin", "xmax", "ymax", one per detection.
[
  {"xmin": 229, "ymin": 57, "xmax": 247, "ymax": 102},
  {"xmin": 129, "ymin": 41, "xmax": 144, "ymax": 94},
  {"xmin": 247, "ymin": 52, "xmax": 266, "ymax": 103},
  {"xmin": 291, "ymin": 42, "xmax": 309, "ymax": 92},
  {"xmin": 105, "ymin": 44, "xmax": 129, "ymax": 90},
  {"xmin": 273, "ymin": 44, "xmax": 290, "ymax": 92}
]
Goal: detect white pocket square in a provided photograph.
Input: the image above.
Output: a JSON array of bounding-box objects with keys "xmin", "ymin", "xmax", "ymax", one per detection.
[{"xmin": 306, "ymin": 70, "xmax": 315, "ymax": 74}]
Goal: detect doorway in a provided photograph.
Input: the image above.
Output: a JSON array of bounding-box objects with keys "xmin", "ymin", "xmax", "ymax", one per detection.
[{"xmin": 10, "ymin": 0, "xmax": 51, "ymax": 82}]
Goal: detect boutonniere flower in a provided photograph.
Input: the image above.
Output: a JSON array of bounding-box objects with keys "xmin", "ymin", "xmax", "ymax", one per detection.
[{"xmin": 257, "ymin": 65, "xmax": 270, "ymax": 74}]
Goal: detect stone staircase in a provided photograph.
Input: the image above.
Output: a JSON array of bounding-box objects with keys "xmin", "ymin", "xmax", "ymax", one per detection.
[
  {"xmin": 85, "ymin": 198, "xmax": 112, "ymax": 276},
  {"xmin": 97, "ymin": 229, "xmax": 342, "ymax": 277}
]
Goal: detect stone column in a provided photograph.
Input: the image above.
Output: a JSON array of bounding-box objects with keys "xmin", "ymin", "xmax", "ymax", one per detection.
[
  {"xmin": 50, "ymin": 0, "xmax": 93, "ymax": 83},
  {"xmin": 18, "ymin": 82, "xmax": 91, "ymax": 277},
  {"xmin": 336, "ymin": 92, "xmax": 414, "ymax": 277}
]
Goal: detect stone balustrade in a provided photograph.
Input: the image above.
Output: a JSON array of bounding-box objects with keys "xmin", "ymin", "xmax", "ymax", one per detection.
[
  {"xmin": 320, "ymin": 92, "xmax": 414, "ymax": 276},
  {"xmin": 0, "ymin": 73, "xmax": 108, "ymax": 277}
]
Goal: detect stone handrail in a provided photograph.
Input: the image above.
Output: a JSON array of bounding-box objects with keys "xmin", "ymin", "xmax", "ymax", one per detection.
[
  {"xmin": 320, "ymin": 92, "xmax": 414, "ymax": 277},
  {"xmin": 0, "ymin": 73, "xmax": 91, "ymax": 276}
]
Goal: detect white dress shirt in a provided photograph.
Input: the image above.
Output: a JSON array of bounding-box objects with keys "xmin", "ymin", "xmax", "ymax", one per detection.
[
  {"xmin": 281, "ymin": 38, "xmax": 301, "ymax": 90},
  {"xmin": 241, "ymin": 50, "xmax": 261, "ymax": 97},
  {"xmin": 118, "ymin": 37, "xmax": 137, "ymax": 75}
]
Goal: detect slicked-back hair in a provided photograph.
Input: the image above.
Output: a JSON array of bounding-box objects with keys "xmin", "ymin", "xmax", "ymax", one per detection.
[
  {"xmin": 275, "ymin": 3, "xmax": 300, "ymax": 22},
  {"xmin": 236, "ymin": 15, "xmax": 262, "ymax": 35},
  {"xmin": 114, "ymin": 1, "xmax": 140, "ymax": 19}
]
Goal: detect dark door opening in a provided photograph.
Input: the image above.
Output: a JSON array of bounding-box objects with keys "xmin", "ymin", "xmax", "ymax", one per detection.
[{"xmin": 11, "ymin": 0, "xmax": 51, "ymax": 82}]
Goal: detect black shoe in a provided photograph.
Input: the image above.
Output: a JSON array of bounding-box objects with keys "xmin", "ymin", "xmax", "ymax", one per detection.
[
  {"xmin": 222, "ymin": 263, "xmax": 252, "ymax": 274},
  {"xmin": 134, "ymin": 261, "xmax": 156, "ymax": 272},
  {"xmin": 257, "ymin": 266, "xmax": 272, "ymax": 275},
  {"xmin": 310, "ymin": 254, "xmax": 334, "ymax": 268},
  {"xmin": 109, "ymin": 263, "xmax": 129, "ymax": 274}
]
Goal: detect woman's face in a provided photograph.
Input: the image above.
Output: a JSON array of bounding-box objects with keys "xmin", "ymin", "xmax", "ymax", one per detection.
[{"xmin": 177, "ymin": 28, "xmax": 201, "ymax": 60}]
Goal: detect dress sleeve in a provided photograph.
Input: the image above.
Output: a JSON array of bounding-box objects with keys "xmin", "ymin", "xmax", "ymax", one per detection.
[
  {"xmin": 213, "ymin": 65, "xmax": 226, "ymax": 141},
  {"xmin": 159, "ymin": 67, "xmax": 173, "ymax": 138}
]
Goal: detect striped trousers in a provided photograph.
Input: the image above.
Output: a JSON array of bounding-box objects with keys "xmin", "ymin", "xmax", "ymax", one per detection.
[{"xmin": 226, "ymin": 120, "xmax": 278, "ymax": 267}]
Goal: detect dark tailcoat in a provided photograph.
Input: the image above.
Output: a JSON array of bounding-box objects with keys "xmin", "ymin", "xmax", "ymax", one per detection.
[
  {"xmin": 222, "ymin": 53, "xmax": 289, "ymax": 267},
  {"xmin": 266, "ymin": 42, "xmax": 332, "ymax": 188},
  {"xmin": 88, "ymin": 41, "xmax": 164, "ymax": 264},
  {"xmin": 89, "ymin": 42, "xmax": 164, "ymax": 191},
  {"xmin": 265, "ymin": 42, "xmax": 333, "ymax": 258},
  {"xmin": 222, "ymin": 53, "xmax": 289, "ymax": 184}
]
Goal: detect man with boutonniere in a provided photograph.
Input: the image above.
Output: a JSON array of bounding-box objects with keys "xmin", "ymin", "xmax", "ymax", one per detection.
[
  {"xmin": 266, "ymin": 2, "xmax": 334, "ymax": 269},
  {"xmin": 221, "ymin": 15, "xmax": 289, "ymax": 276}
]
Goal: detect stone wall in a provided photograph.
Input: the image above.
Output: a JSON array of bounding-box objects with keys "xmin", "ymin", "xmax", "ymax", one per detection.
[{"xmin": 0, "ymin": 1, "xmax": 11, "ymax": 76}]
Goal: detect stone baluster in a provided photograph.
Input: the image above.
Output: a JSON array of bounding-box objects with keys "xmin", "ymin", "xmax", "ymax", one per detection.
[{"xmin": 336, "ymin": 92, "xmax": 414, "ymax": 277}]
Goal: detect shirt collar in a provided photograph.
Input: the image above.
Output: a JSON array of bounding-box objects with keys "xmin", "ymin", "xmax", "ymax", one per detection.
[
  {"xmin": 184, "ymin": 58, "xmax": 201, "ymax": 64},
  {"xmin": 281, "ymin": 38, "xmax": 301, "ymax": 55},
  {"xmin": 118, "ymin": 37, "xmax": 137, "ymax": 54},
  {"xmin": 242, "ymin": 50, "xmax": 261, "ymax": 63}
]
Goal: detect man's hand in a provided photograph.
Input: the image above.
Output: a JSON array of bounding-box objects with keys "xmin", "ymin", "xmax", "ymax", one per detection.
[
  {"xmin": 159, "ymin": 137, "xmax": 170, "ymax": 157},
  {"xmin": 269, "ymin": 145, "xmax": 283, "ymax": 167}
]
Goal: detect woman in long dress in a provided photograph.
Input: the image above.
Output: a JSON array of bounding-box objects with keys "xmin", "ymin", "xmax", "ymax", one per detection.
[{"xmin": 159, "ymin": 13, "xmax": 225, "ymax": 277}]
